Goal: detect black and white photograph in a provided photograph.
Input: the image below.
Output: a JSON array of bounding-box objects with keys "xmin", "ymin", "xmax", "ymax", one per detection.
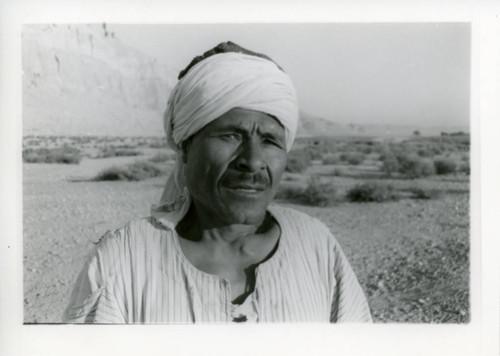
[
  {"xmin": 22, "ymin": 23, "xmax": 471, "ymax": 324},
  {"xmin": 1, "ymin": 1, "xmax": 499, "ymax": 355}
]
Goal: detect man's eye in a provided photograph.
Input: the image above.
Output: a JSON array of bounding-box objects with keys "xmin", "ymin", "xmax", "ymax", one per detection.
[
  {"xmin": 220, "ymin": 133, "xmax": 241, "ymax": 141},
  {"xmin": 263, "ymin": 138, "xmax": 284, "ymax": 149}
]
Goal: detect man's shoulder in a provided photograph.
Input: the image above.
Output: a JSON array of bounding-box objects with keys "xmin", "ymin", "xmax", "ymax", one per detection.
[
  {"xmin": 269, "ymin": 204, "xmax": 331, "ymax": 237},
  {"xmin": 93, "ymin": 216, "xmax": 167, "ymax": 250}
]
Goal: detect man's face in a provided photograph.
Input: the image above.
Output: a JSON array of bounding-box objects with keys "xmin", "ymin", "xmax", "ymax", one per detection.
[{"xmin": 183, "ymin": 108, "xmax": 288, "ymax": 226}]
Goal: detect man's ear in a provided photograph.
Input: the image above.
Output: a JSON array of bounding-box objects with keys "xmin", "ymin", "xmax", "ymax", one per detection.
[{"xmin": 181, "ymin": 138, "xmax": 193, "ymax": 164}]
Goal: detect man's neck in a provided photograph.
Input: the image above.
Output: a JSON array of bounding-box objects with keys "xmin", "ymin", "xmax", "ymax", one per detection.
[
  {"xmin": 176, "ymin": 205, "xmax": 272, "ymax": 245},
  {"xmin": 202, "ymin": 224, "xmax": 257, "ymax": 243},
  {"xmin": 175, "ymin": 204, "xmax": 281, "ymax": 302}
]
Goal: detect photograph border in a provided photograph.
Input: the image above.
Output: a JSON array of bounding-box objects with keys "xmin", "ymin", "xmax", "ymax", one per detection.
[{"xmin": 1, "ymin": 1, "xmax": 499, "ymax": 355}]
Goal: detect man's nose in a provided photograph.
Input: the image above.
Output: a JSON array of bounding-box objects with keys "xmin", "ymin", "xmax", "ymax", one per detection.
[{"xmin": 235, "ymin": 139, "xmax": 266, "ymax": 172}]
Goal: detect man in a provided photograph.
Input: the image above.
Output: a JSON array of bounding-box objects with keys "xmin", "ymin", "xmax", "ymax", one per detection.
[{"xmin": 63, "ymin": 42, "xmax": 372, "ymax": 323}]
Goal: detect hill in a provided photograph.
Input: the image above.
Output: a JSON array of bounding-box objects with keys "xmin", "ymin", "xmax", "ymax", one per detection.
[
  {"xmin": 298, "ymin": 110, "xmax": 468, "ymax": 138},
  {"xmin": 22, "ymin": 25, "xmax": 468, "ymax": 138},
  {"xmin": 22, "ymin": 24, "xmax": 177, "ymax": 136}
]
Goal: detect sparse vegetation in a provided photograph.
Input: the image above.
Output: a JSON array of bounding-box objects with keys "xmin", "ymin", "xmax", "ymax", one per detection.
[
  {"xmin": 340, "ymin": 152, "xmax": 364, "ymax": 165},
  {"xmin": 148, "ymin": 139, "xmax": 168, "ymax": 148},
  {"xmin": 93, "ymin": 161, "xmax": 164, "ymax": 181},
  {"xmin": 434, "ymin": 158, "xmax": 458, "ymax": 175},
  {"xmin": 407, "ymin": 187, "xmax": 441, "ymax": 200},
  {"xmin": 331, "ymin": 167, "xmax": 344, "ymax": 176},
  {"xmin": 285, "ymin": 150, "xmax": 311, "ymax": 173},
  {"xmin": 322, "ymin": 154, "xmax": 340, "ymax": 165},
  {"xmin": 23, "ymin": 146, "xmax": 82, "ymax": 164},
  {"xmin": 23, "ymin": 133, "xmax": 470, "ymax": 323},
  {"xmin": 149, "ymin": 152, "xmax": 175, "ymax": 163},
  {"xmin": 395, "ymin": 153, "xmax": 435, "ymax": 178},
  {"xmin": 346, "ymin": 182, "xmax": 399, "ymax": 202},
  {"xmin": 381, "ymin": 150, "xmax": 400, "ymax": 177},
  {"xmin": 276, "ymin": 178, "xmax": 336, "ymax": 206},
  {"xmin": 95, "ymin": 146, "xmax": 142, "ymax": 158}
]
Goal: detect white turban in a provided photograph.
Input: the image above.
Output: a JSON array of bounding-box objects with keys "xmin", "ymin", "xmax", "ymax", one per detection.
[{"xmin": 151, "ymin": 52, "xmax": 299, "ymax": 228}]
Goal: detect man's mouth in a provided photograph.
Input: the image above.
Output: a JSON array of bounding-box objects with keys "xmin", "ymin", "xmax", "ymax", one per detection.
[
  {"xmin": 220, "ymin": 173, "xmax": 270, "ymax": 195},
  {"xmin": 223, "ymin": 184, "xmax": 266, "ymax": 192}
]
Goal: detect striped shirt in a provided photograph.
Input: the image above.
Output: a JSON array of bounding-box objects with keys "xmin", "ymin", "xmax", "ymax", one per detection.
[{"xmin": 63, "ymin": 205, "xmax": 372, "ymax": 323}]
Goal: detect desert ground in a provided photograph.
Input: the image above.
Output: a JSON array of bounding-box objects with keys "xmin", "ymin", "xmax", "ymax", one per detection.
[{"xmin": 23, "ymin": 134, "xmax": 470, "ymax": 323}]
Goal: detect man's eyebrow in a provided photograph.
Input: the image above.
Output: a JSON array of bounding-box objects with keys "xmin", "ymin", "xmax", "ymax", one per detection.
[
  {"xmin": 209, "ymin": 124, "xmax": 284, "ymax": 139},
  {"xmin": 210, "ymin": 123, "xmax": 244, "ymax": 131},
  {"xmin": 260, "ymin": 131, "xmax": 285, "ymax": 141}
]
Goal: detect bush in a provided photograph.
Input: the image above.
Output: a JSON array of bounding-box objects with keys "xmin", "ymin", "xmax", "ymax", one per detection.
[
  {"xmin": 340, "ymin": 152, "xmax": 364, "ymax": 165},
  {"xmin": 346, "ymin": 182, "xmax": 399, "ymax": 202},
  {"xmin": 332, "ymin": 167, "xmax": 344, "ymax": 176},
  {"xmin": 417, "ymin": 147, "xmax": 434, "ymax": 157},
  {"xmin": 149, "ymin": 152, "xmax": 175, "ymax": 162},
  {"xmin": 408, "ymin": 187, "xmax": 441, "ymax": 200},
  {"xmin": 434, "ymin": 158, "xmax": 457, "ymax": 175},
  {"xmin": 381, "ymin": 153, "xmax": 400, "ymax": 177},
  {"xmin": 396, "ymin": 153, "xmax": 435, "ymax": 178},
  {"xmin": 275, "ymin": 185, "xmax": 303, "ymax": 200},
  {"xmin": 322, "ymin": 154, "xmax": 340, "ymax": 165},
  {"xmin": 96, "ymin": 146, "xmax": 142, "ymax": 158},
  {"xmin": 304, "ymin": 146, "xmax": 324, "ymax": 161},
  {"xmin": 285, "ymin": 150, "xmax": 310, "ymax": 173},
  {"xmin": 275, "ymin": 178, "xmax": 336, "ymax": 206},
  {"xmin": 94, "ymin": 161, "xmax": 164, "ymax": 181},
  {"xmin": 148, "ymin": 138, "xmax": 168, "ymax": 148},
  {"xmin": 23, "ymin": 146, "xmax": 81, "ymax": 164},
  {"xmin": 301, "ymin": 178, "xmax": 335, "ymax": 206}
]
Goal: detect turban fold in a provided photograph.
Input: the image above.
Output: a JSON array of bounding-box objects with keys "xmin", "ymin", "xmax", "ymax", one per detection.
[{"xmin": 151, "ymin": 51, "xmax": 299, "ymax": 228}]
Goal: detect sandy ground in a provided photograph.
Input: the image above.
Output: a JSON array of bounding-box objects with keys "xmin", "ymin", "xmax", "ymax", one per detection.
[{"xmin": 23, "ymin": 155, "xmax": 469, "ymax": 323}]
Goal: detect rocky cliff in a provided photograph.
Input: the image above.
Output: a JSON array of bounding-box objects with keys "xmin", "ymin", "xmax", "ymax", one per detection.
[
  {"xmin": 23, "ymin": 24, "xmax": 177, "ymax": 136},
  {"xmin": 22, "ymin": 25, "xmax": 467, "ymax": 138}
]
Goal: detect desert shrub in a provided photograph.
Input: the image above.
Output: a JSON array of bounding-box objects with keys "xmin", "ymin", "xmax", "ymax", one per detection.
[
  {"xmin": 407, "ymin": 187, "xmax": 441, "ymax": 200},
  {"xmin": 434, "ymin": 158, "xmax": 457, "ymax": 175},
  {"xmin": 285, "ymin": 150, "xmax": 310, "ymax": 173},
  {"xmin": 275, "ymin": 185, "xmax": 303, "ymax": 200},
  {"xmin": 346, "ymin": 182, "xmax": 399, "ymax": 202},
  {"xmin": 322, "ymin": 154, "xmax": 340, "ymax": 165},
  {"xmin": 417, "ymin": 147, "xmax": 434, "ymax": 157},
  {"xmin": 340, "ymin": 152, "xmax": 364, "ymax": 165},
  {"xmin": 332, "ymin": 167, "xmax": 344, "ymax": 176},
  {"xmin": 275, "ymin": 178, "xmax": 336, "ymax": 206},
  {"xmin": 96, "ymin": 146, "xmax": 142, "ymax": 158},
  {"xmin": 115, "ymin": 144, "xmax": 138, "ymax": 149},
  {"xmin": 94, "ymin": 161, "xmax": 164, "ymax": 181},
  {"xmin": 149, "ymin": 152, "xmax": 175, "ymax": 162},
  {"xmin": 304, "ymin": 146, "xmax": 324, "ymax": 161},
  {"xmin": 381, "ymin": 153, "xmax": 400, "ymax": 177},
  {"xmin": 431, "ymin": 146, "xmax": 443, "ymax": 155},
  {"xmin": 359, "ymin": 145, "xmax": 373, "ymax": 154},
  {"xmin": 149, "ymin": 140, "xmax": 168, "ymax": 148},
  {"xmin": 301, "ymin": 178, "xmax": 336, "ymax": 206},
  {"xmin": 396, "ymin": 153, "xmax": 435, "ymax": 178},
  {"xmin": 23, "ymin": 146, "xmax": 81, "ymax": 164}
]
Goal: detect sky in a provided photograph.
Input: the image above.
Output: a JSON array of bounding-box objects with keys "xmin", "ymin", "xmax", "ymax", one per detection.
[{"xmin": 110, "ymin": 23, "xmax": 470, "ymax": 128}]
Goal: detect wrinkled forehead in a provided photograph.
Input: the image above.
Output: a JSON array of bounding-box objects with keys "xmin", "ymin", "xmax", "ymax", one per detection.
[{"xmin": 195, "ymin": 108, "xmax": 286, "ymax": 136}]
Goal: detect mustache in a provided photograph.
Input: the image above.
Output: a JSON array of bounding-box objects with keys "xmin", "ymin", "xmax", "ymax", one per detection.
[{"xmin": 220, "ymin": 172, "xmax": 270, "ymax": 190}]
